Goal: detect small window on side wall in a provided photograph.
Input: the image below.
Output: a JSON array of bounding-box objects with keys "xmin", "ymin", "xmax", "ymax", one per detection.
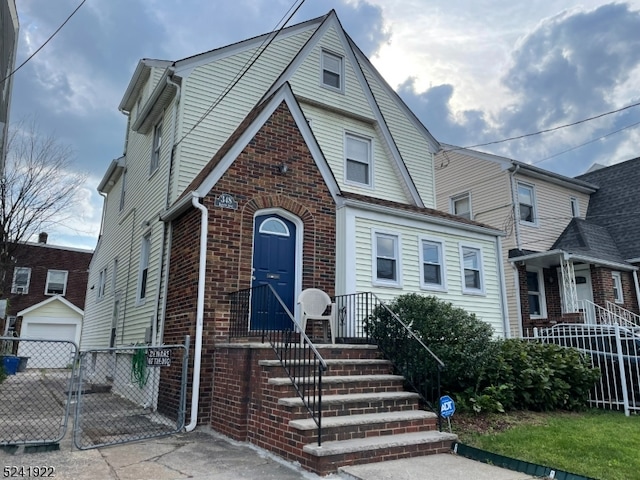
[
  {"xmin": 150, "ymin": 120, "xmax": 163, "ymax": 174},
  {"xmin": 612, "ymin": 272, "xmax": 624, "ymax": 304},
  {"xmin": 321, "ymin": 50, "xmax": 343, "ymax": 91},
  {"xmin": 451, "ymin": 193, "xmax": 471, "ymax": 220},
  {"xmin": 460, "ymin": 245, "xmax": 484, "ymax": 294},
  {"xmin": 518, "ymin": 182, "xmax": 536, "ymax": 225},
  {"xmin": 420, "ymin": 238, "xmax": 446, "ymax": 290},
  {"xmin": 570, "ymin": 197, "xmax": 580, "ymax": 218},
  {"xmin": 345, "ymin": 133, "xmax": 372, "ymax": 186},
  {"xmin": 11, "ymin": 267, "xmax": 31, "ymax": 294}
]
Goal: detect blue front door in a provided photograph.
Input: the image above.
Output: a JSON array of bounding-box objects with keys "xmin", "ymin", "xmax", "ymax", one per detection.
[{"xmin": 251, "ymin": 214, "xmax": 296, "ymax": 330}]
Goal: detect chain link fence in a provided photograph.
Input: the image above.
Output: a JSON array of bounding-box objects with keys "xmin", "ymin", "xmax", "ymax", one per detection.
[
  {"xmin": 73, "ymin": 342, "xmax": 188, "ymax": 450},
  {"xmin": 0, "ymin": 337, "xmax": 78, "ymax": 446}
]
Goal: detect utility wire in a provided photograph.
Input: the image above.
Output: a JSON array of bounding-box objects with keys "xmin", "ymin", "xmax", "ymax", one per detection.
[
  {"xmin": 175, "ymin": 0, "xmax": 307, "ymax": 147},
  {"xmin": 533, "ymin": 120, "xmax": 640, "ymax": 165},
  {"xmin": 0, "ymin": 0, "xmax": 88, "ymax": 86},
  {"xmin": 442, "ymin": 100, "xmax": 640, "ymax": 153}
]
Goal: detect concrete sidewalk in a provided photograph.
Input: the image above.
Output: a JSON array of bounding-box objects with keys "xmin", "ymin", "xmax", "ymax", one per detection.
[{"xmin": 0, "ymin": 428, "xmax": 538, "ymax": 480}]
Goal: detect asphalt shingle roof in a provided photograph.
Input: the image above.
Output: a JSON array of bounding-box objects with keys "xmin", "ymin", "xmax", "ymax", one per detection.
[
  {"xmin": 551, "ymin": 218, "xmax": 627, "ymax": 265},
  {"xmin": 576, "ymin": 157, "xmax": 640, "ymax": 261}
]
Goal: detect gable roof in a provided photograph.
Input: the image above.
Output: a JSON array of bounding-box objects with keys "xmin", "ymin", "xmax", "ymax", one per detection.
[
  {"xmin": 17, "ymin": 295, "xmax": 84, "ymax": 317},
  {"xmin": 551, "ymin": 218, "xmax": 627, "ymax": 266},
  {"xmin": 438, "ymin": 144, "xmax": 598, "ymax": 194},
  {"xmin": 261, "ymin": 10, "xmax": 429, "ymax": 207},
  {"xmin": 576, "ymin": 157, "xmax": 640, "ymax": 262},
  {"xmin": 161, "ymin": 82, "xmax": 341, "ymax": 221}
]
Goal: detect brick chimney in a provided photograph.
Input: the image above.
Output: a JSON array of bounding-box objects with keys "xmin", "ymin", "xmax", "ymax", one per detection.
[{"xmin": 38, "ymin": 232, "xmax": 48, "ymax": 244}]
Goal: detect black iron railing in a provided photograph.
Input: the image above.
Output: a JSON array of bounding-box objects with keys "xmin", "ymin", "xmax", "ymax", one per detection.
[
  {"xmin": 333, "ymin": 292, "xmax": 446, "ymax": 429},
  {"xmin": 228, "ymin": 284, "xmax": 328, "ymax": 445}
]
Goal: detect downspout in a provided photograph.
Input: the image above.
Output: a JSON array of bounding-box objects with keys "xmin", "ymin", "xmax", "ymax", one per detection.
[
  {"xmin": 155, "ymin": 68, "xmax": 181, "ymax": 345},
  {"xmin": 633, "ymin": 270, "xmax": 640, "ymax": 313},
  {"xmin": 509, "ymin": 164, "xmax": 524, "ymax": 336},
  {"xmin": 186, "ymin": 194, "xmax": 207, "ymax": 432},
  {"xmin": 495, "ymin": 237, "xmax": 510, "ymax": 338}
]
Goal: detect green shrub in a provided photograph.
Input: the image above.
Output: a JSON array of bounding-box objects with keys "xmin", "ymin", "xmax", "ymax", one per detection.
[
  {"xmin": 366, "ymin": 293, "xmax": 497, "ymax": 395},
  {"xmin": 480, "ymin": 339, "xmax": 600, "ymax": 412}
]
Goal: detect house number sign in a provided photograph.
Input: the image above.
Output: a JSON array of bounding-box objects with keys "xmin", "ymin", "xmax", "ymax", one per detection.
[{"xmin": 215, "ymin": 193, "xmax": 238, "ymax": 210}]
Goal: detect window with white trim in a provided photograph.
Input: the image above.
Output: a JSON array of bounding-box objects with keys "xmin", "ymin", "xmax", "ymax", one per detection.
[
  {"xmin": 518, "ymin": 182, "xmax": 536, "ymax": 225},
  {"xmin": 97, "ymin": 267, "xmax": 107, "ymax": 300},
  {"xmin": 137, "ymin": 234, "xmax": 151, "ymax": 303},
  {"xmin": 119, "ymin": 169, "xmax": 127, "ymax": 211},
  {"xmin": 345, "ymin": 133, "xmax": 372, "ymax": 186},
  {"xmin": 451, "ymin": 193, "xmax": 471, "ymax": 220},
  {"xmin": 374, "ymin": 232, "xmax": 400, "ymax": 285},
  {"xmin": 460, "ymin": 245, "xmax": 484, "ymax": 294},
  {"xmin": 112, "ymin": 258, "xmax": 118, "ymax": 294},
  {"xmin": 612, "ymin": 271, "xmax": 624, "ymax": 304},
  {"xmin": 11, "ymin": 267, "xmax": 31, "ymax": 294},
  {"xmin": 420, "ymin": 238, "xmax": 445, "ymax": 290},
  {"xmin": 150, "ymin": 120, "xmax": 163, "ymax": 174},
  {"xmin": 45, "ymin": 270, "xmax": 68, "ymax": 296},
  {"xmin": 570, "ymin": 197, "xmax": 579, "ymax": 218},
  {"xmin": 526, "ymin": 268, "xmax": 546, "ymax": 317},
  {"xmin": 321, "ymin": 50, "xmax": 343, "ymax": 91}
]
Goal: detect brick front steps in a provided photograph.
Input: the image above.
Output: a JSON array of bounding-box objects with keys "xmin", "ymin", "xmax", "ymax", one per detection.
[{"xmin": 211, "ymin": 343, "xmax": 456, "ymax": 475}]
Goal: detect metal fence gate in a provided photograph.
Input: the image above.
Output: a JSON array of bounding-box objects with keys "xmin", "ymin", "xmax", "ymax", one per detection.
[
  {"xmin": 0, "ymin": 337, "xmax": 78, "ymax": 446},
  {"xmin": 527, "ymin": 324, "xmax": 640, "ymax": 415},
  {"xmin": 1, "ymin": 336, "xmax": 189, "ymax": 450}
]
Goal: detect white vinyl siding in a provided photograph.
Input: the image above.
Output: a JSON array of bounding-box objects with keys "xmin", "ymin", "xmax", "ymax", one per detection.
[
  {"xmin": 360, "ymin": 63, "xmax": 436, "ymax": 207},
  {"xmin": 343, "ymin": 207, "xmax": 504, "ymax": 336}
]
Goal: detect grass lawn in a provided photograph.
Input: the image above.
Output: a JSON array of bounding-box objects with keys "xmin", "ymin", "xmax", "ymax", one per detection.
[{"xmin": 452, "ymin": 409, "xmax": 640, "ymax": 480}]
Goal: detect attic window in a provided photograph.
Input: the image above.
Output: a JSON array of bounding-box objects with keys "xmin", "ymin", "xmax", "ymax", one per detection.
[{"xmin": 321, "ymin": 50, "xmax": 343, "ymax": 92}]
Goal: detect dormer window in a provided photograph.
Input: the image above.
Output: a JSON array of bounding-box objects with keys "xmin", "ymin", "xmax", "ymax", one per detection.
[{"xmin": 321, "ymin": 50, "xmax": 343, "ymax": 92}]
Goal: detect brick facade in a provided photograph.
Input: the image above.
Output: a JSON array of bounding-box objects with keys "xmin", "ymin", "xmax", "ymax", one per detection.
[
  {"xmin": 518, "ymin": 263, "xmax": 639, "ymax": 331},
  {"xmin": 162, "ymin": 101, "xmax": 337, "ymax": 425},
  {"xmin": 0, "ymin": 241, "xmax": 91, "ymax": 335}
]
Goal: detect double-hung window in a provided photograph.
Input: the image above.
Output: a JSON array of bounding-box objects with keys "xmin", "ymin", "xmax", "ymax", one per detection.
[
  {"xmin": 518, "ymin": 182, "xmax": 536, "ymax": 225},
  {"xmin": 460, "ymin": 245, "xmax": 484, "ymax": 294},
  {"xmin": 451, "ymin": 193, "xmax": 471, "ymax": 220},
  {"xmin": 119, "ymin": 169, "xmax": 127, "ymax": 211},
  {"xmin": 570, "ymin": 197, "xmax": 580, "ymax": 218},
  {"xmin": 612, "ymin": 272, "xmax": 624, "ymax": 304},
  {"xmin": 46, "ymin": 270, "xmax": 68, "ymax": 295},
  {"xmin": 420, "ymin": 238, "xmax": 445, "ymax": 290},
  {"xmin": 137, "ymin": 234, "xmax": 151, "ymax": 303},
  {"xmin": 321, "ymin": 50, "xmax": 343, "ymax": 91},
  {"xmin": 150, "ymin": 120, "xmax": 162, "ymax": 174},
  {"xmin": 11, "ymin": 267, "xmax": 31, "ymax": 294},
  {"xmin": 345, "ymin": 133, "xmax": 372, "ymax": 186},
  {"xmin": 373, "ymin": 232, "xmax": 400, "ymax": 286}
]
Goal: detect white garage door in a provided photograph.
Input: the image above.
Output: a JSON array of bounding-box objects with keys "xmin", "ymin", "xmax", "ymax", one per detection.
[{"xmin": 19, "ymin": 322, "xmax": 78, "ymax": 368}]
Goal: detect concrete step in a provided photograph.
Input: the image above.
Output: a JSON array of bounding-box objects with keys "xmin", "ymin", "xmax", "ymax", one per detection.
[
  {"xmin": 278, "ymin": 391, "xmax": 421, "ymax": 417},
  {"xmin": 290, "ymin": 409, "xmax": 435, "ymax": 431},
  {"xmin": 303, "ymin": 430, "xmax": 458, "ymax": 476},
  {"xmin": 268, "ymin": 374, "xmax": 405, "ymax": 396},
  {"xmin": 259, "ymin": 358, "xmax": 394, "ymax": 377}
]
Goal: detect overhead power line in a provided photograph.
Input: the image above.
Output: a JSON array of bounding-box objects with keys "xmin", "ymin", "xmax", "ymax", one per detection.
[
  {"xmin": 442, "ymin": 99, "xmax": 640, "ymax": 153},
  {"xmin": 0, "ymin": 0, "xmax": 88, "ymax": 86},
  {"xmin": 175, "ymin": 0, "xmax": 307, "ymax": 147}
]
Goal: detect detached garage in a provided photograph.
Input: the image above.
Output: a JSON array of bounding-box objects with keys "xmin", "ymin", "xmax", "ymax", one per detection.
[{"xmin": 17, "ymin": 296, "xmax": 83, "ymax": 368}]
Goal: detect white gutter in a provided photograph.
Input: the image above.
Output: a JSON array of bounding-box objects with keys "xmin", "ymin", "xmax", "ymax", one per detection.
[
  {"xmin": 495, "ymin": 237, "xmax": 510, "ymax": 338},
  {"xmin": 186, "ymin": 194, "xmax": 207, "ymax": 432}
]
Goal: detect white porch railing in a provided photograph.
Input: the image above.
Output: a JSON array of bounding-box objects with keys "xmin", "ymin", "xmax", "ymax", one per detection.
[
  {"xmin": 580, "ymin": 299, "xmax": 639, "ymax": 329},
  {"xmin": 605, "ymin": 301, "xmax": 640, "ymax": 328}
]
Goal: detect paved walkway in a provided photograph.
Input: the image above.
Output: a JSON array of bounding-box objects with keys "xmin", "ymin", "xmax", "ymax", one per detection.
[{"xmin": 0, "ymin": 427, "xmax": 539, "ymax": 480}]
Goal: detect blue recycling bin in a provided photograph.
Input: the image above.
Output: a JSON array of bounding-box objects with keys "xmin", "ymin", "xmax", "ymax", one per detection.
[{"xmin": 2, "ymin": 355, "xmax": 19, "ymax": 375}]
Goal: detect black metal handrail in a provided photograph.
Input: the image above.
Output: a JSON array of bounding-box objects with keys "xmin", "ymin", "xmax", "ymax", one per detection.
[
  {"xmin": 333, "ymin": 292, "xmax": 446, "ymax": 429},
  {"xmin": 228, "ymin": 284, "xmax": 328, "ymax": 445}
]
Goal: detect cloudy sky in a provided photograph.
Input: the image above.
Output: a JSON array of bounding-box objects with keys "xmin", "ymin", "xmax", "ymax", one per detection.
[{"xmin": 11, "ymin": 0, "xmax": 640, "ymax": 250}]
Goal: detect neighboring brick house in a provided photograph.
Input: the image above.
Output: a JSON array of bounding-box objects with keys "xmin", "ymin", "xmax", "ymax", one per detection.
[
  {"xmin": 0, "ymin": 232, "xmax": 92, "ymax": 348},
  {"xmin": 435, "ymin": 146, "xmax": 639, "ymax": 335}
]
